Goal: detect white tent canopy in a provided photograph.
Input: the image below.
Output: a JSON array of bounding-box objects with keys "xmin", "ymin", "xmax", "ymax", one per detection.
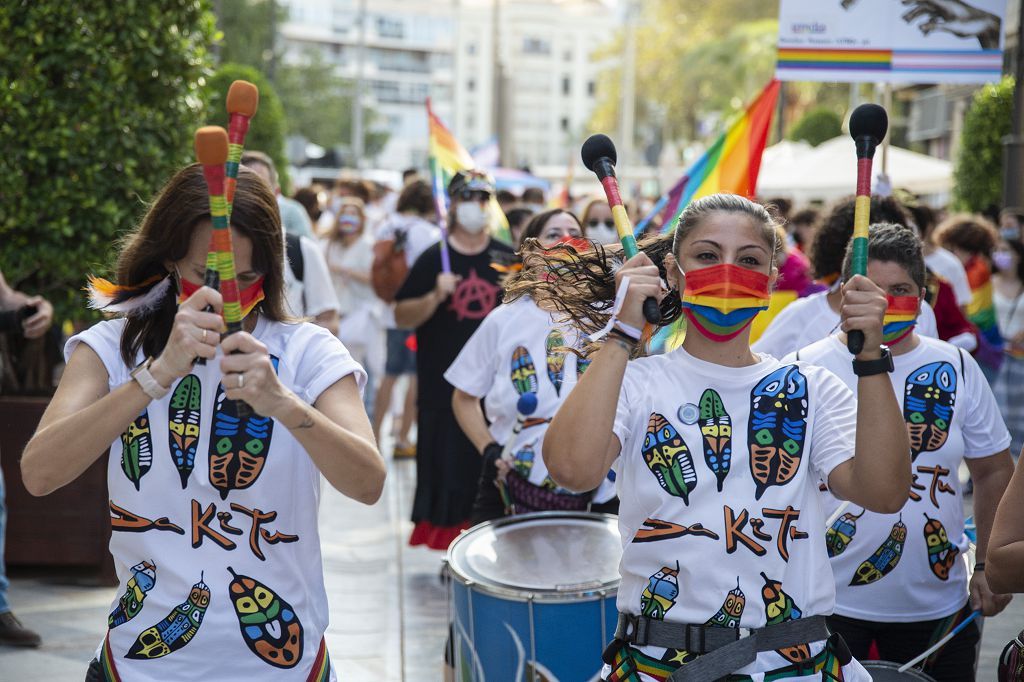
[{"xmin": 757, "ymin": 136, "xmax": 953, "ymax": 203}]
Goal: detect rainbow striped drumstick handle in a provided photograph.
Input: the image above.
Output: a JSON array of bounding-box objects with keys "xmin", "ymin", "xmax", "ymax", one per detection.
[
  {"xmin": 581, "ymin": 134, "xmax": 660, "ymax": 324},
  {"xmin": 196, "ymin": 126, "xmax": 251, "ymax": 416},
  {"xmin": 195, "ymin": 127, "xmax": 244, "ymax": 332},
  {"xmin": 224, "ymin": 80, "xmax": 259, "ymax": 213},
  {"xmin": 600, "ymin": 175, "xmax": 640, "ymax": 259},
  {"xmin": 851, "ymin": 159, "xmax": 872, "ymax": 277},
  {"xmin": 197, "ymin": 81, "xmax": 257, "ymax": 364},
  {"xmin": 847, "ymin": 103, "xmax": 888, "ymax": 355}
]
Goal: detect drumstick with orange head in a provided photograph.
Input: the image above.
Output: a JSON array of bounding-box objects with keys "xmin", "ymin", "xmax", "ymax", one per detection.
[
  {"xmin": 196, "ymin": 80, "xmax": 259, "ymax": 365},
  {"xmin": 195, "ymin": 125, "xmax": 251, "ymax": 416},
  {"xmin": 224, "ymin": 80, "xmax": 260, "ymax": 211}
]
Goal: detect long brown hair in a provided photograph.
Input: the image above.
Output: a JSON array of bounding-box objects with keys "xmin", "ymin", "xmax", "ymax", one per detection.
[
  {"xmin": 506, "ymin": 193, "xmax": 780, "ymax": 354},
  {"xmin": 117, "ymin": 164, "xmax": 289, "ymax": 366}
]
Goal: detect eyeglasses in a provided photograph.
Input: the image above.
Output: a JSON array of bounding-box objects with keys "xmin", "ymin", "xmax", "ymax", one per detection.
[
  {"xmin": 457, "ymin": 189, "xmax": 491, "ymax": 203},
  {"xmin": 588, "ymin": 219, "xmax": 614, "ymax": 229}
]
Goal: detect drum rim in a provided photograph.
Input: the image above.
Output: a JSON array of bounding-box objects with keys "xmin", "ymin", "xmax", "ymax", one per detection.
[{"xmin": 445, "ymin": 511, "xmax": 621, "ymax": 601}]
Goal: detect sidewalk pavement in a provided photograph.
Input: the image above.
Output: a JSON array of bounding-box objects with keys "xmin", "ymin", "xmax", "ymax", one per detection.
[{"xmin": 0, "ymin": 454, "xmax": 1021, "ymax": 680}]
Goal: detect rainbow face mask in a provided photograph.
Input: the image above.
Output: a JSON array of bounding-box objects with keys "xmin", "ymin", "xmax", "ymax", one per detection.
[
  {"xmin": 178, "ymin": 274, "xmax": 265, "ymax": 319},
  {"xmin": 679, "ymin": 264, "xmax": 771, "ymax": 342},
  {"xmin": 882, "ymin": 294, "xmax": 919, "ymax": 345}
]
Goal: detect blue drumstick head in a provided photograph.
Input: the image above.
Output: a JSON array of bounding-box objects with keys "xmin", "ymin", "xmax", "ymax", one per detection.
[{"xmin": 517, "ymin": 392, "xmax": 538, "ymax": 417}]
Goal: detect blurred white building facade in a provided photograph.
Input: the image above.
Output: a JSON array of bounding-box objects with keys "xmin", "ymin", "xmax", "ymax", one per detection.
[{"xmin": 279, "ymin": 0, "xmax": 615, "ymax": 173}]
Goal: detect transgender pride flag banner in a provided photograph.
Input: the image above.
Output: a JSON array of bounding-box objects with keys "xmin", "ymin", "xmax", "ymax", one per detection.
[{"xmin": 776, "ymin": 0, "xmax": 1006, "ymax": 85}]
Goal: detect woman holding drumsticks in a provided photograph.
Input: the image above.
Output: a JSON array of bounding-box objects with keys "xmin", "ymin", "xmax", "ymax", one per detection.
[
  {"xmin": 791, "ymin": 224, "xmax": 1013, "ymax": 681},
  {"xmin": 20, "ymin": 164, "xmax": 383, "ymax": 681},
  {"xmin": 446, "ymin": 208, "xmax": 618, "ymax": 523},
  {"xmin": 518, "ymin": 193, "xmax": 909, "ymax": 680}
]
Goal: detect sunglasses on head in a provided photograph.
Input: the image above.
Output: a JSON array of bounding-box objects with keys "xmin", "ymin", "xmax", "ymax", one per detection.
[
  {"xmin": 588, "ymin": 219, "xmax": 614, "ymax": 229},
  {"xmin": 457, "ymin": 189, "xmax": 491, "ymax": 202}
]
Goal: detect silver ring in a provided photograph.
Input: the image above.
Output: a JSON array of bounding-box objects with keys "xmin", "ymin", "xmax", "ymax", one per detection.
[
  {"xmin": 237, "ymin": 373, "xmax": 244, "ymax": 389},
  {"xmin": 202, "ymin": 329, "xmax": 208, "ymax": 343}
]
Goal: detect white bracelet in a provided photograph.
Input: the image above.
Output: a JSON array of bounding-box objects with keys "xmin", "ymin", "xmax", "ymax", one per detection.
[
  {"xmin": 589, "ymin": 276, "xmax": 632, "ymax": 342},
  {"xmin": 613, "ymin": 320, "xmax": 643, "ymax": 341}
]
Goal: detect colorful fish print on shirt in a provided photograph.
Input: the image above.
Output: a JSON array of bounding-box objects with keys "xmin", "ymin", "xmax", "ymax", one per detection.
[
  {"xmin": 850, "ymin": 516, "xmax": 907, "ymax": 586},
  {"xmin": 108, "ymin": 560, "xmax": 156, "ymax": 628},
  {"xmin": 510, "ymin": 346, "xmax": 539, "ymax": 396},
  {"xmin": 120, "ymin": 410, "xmax": 153, "ymax": 490},
  {"xmin": 642, "ymin": 413, "xmax": 698, "ymax": 504},
  {"xmin": 168, "ymin": 374, "xmax": 202, "ymax": 489},
  {"xmin": 761, "ymin": 572, "xmax": 810, "ymax": 664},
  {"xmin": 825, "ymin": 509, "xmax": 865, "ymax": 558},
  {"xmin": 127, "ymin": 573, "xmax": 210, "ymax": 659},
  {"xmin": 228, "ymin": 568, "xmax": 304, "ymax": 669},
  {"xmin": 749, "ymin": 366, "xmax": 808, "ymax": 500},
  {"xmin": 660, "ymin": 579, "xmax": 747, "ymax": 666},
  {"xmin": 707, "ymin": 578, "xmax": 746, "ymax": 628},
  {"xmin": 698, "ymin": 389, "xmax": 732, "ymax": 492},
  {"xmin": 576, "ymin": 354, "xmax": 591, "ymax": 378},
  {"xmin": 923, "ymin": 513, "xmax": 960, "ymax": 581},
  {"xmin": 209, "ymin": 357, "xmax": 279, "ymax": 500},
  {"xmin": 545, "ymin": 329, "xmax": 566, "ymax": 396},
  {"xmin": 513, "ymin": 443, "xmax": 536, "ymax": 478},
  {"xmin": 904, "ymin": 362, "xmax": 956, "ymax": 462},
  {"xmin": 641, "ymin": 563, "xmax": 680, "ymax": 620}
]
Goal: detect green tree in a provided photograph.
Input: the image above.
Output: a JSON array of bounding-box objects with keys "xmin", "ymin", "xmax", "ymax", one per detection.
[
  {"xmin": 589, "ymin": 1, "xmax": 850, "ymax": 154},
  {"xmin": 213, "ymin": 4, "xmax": 390, "ymax": 164},
  {"xmin": 0, "ymin": 1, "xmax": 217, "ymax": 321},
  {"xmin": 590, "ymin": 2, "xmax": 779, "ymax": 141},
  {"xmin": 953, "ymin": 76, "xmax": 1015, "ymax": 213},
  {"xmin": 787, "ymin": 107, "xmax": 842, "ymax": 147},
  {"xmin": 214, "ymin": 0, "xmax": 284, "ymax": 73},
  {"xmin": 274, "ymin": 51, "xmax": 389, "ymax": 162},
  {"xmin": 203, "ymin": 63, "xmax": 290, "ymax": 190}
]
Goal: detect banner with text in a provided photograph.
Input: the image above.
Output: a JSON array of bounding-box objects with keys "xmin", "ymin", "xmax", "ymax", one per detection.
[{"xmin": 776, "ymin": 0, "xmax": 1007, "ymax": 84}]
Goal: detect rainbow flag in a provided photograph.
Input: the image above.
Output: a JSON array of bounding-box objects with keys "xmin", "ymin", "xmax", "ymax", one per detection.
[
  {"xmin": 426, "ymin": 99, "xmax": 511, "ymax": 246},
  {"xmin": 638, "ymin": 79, "xmax": 781, "ymax": 238},
  {"xmin": 965, "ymin": 256, "xmax": 1002, "ymax": 347},
  {"xmin": 643, "ymin": 80, "xmax": 780, "ymax": 353}
]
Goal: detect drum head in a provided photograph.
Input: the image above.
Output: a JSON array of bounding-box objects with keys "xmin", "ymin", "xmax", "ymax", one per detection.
[
  {"xmin": 447, "ymin": 511, "xmax": 621, "ymax": 600},
  {"xmin": 861, "ymin": 661, "xmax": 937, "ymax": 681}
]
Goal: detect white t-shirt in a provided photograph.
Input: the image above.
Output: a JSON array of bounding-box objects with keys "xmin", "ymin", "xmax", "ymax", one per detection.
[
  {"xmin": 608, "ymin": 348, "xmax": 868, "ymax": 679},
  {"xmin": 995, "ymin": 288, "xmax": 1024, "ymax": 341},
  {"xmin": 925, "ymin": 247, "xmax": 972, "ymax": 307},
  {"xmin": 319, "ymin": 234, "xmax": 379, "ymax": 321},
  {"xmin": 374, "ymin": 213, "xmax": 441, "ymax": 330},
  {"xmin": 444, "ymin": 297, "xmax": 615, "ymax": 503},
  {"xmin": 753, "ymin": 290, "xmax": 938, "ymax": 359},
  {"xmin": 284, "ymin": 235, "xmax": 339, "ymax": 319},
  {"xmin": 66, "ymin": 317, "xmax": 365, "ymax": 681},
  {"xmin": 790, "ymin": 335, "xmax": 1010, "ymax": 622}
]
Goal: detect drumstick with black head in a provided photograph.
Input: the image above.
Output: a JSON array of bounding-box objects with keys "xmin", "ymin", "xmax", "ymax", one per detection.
[
  {"xmin": 581, "ymin": 134, "xmax": 662, "ymax": 325},
  {"xmin": 846, "ymin": 103, "xmax": 888, "ymax": 355}
]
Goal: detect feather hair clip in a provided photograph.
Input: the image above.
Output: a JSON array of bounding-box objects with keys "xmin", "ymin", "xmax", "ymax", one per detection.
[{"xmin": 86, "ymin": 274, "xmax": 173, "ymax": 316}]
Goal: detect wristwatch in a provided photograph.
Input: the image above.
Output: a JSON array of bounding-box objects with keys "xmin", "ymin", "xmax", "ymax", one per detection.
[
  {"xmin": 851, "ymin": 345, "xmax": 894, "ymax": 377},
  {"xmin": 130, "ymin": 356, "xmax": 171, "ymax": 400}
]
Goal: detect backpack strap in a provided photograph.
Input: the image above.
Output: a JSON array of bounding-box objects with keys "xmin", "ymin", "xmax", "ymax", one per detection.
[{"xmin": 285, "ymin": 232, "xmax": 305, "ymax": 283}]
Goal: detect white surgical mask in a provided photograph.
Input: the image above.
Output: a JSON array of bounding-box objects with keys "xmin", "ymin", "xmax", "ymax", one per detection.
[
  {"xmin": 993, "ymin": 250, "xmax": 1014, "ymax": 272},
  {"xmin": 456, "ymin": 202, "xmax": 489, "ymax": 233},
  {"xmin": 587, "ymin": 221, "xmax": 618, "ymax": 245}
]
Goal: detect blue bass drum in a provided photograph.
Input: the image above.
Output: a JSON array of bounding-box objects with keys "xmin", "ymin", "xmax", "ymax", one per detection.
[{"xmin": 446, "ymin": 511, "xmax": 621, "ymax": 681}]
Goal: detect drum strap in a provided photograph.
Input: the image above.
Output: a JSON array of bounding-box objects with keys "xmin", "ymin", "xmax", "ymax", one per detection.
[{"xmin": 612, "ymin": 612, "xmax": 829, "ymax": 682}]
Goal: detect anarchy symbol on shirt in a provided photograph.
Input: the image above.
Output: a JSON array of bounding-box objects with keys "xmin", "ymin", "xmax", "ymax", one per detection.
[{"xmin": 448, "ymin": 268, "xmax": 500, "ymax": 321}]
